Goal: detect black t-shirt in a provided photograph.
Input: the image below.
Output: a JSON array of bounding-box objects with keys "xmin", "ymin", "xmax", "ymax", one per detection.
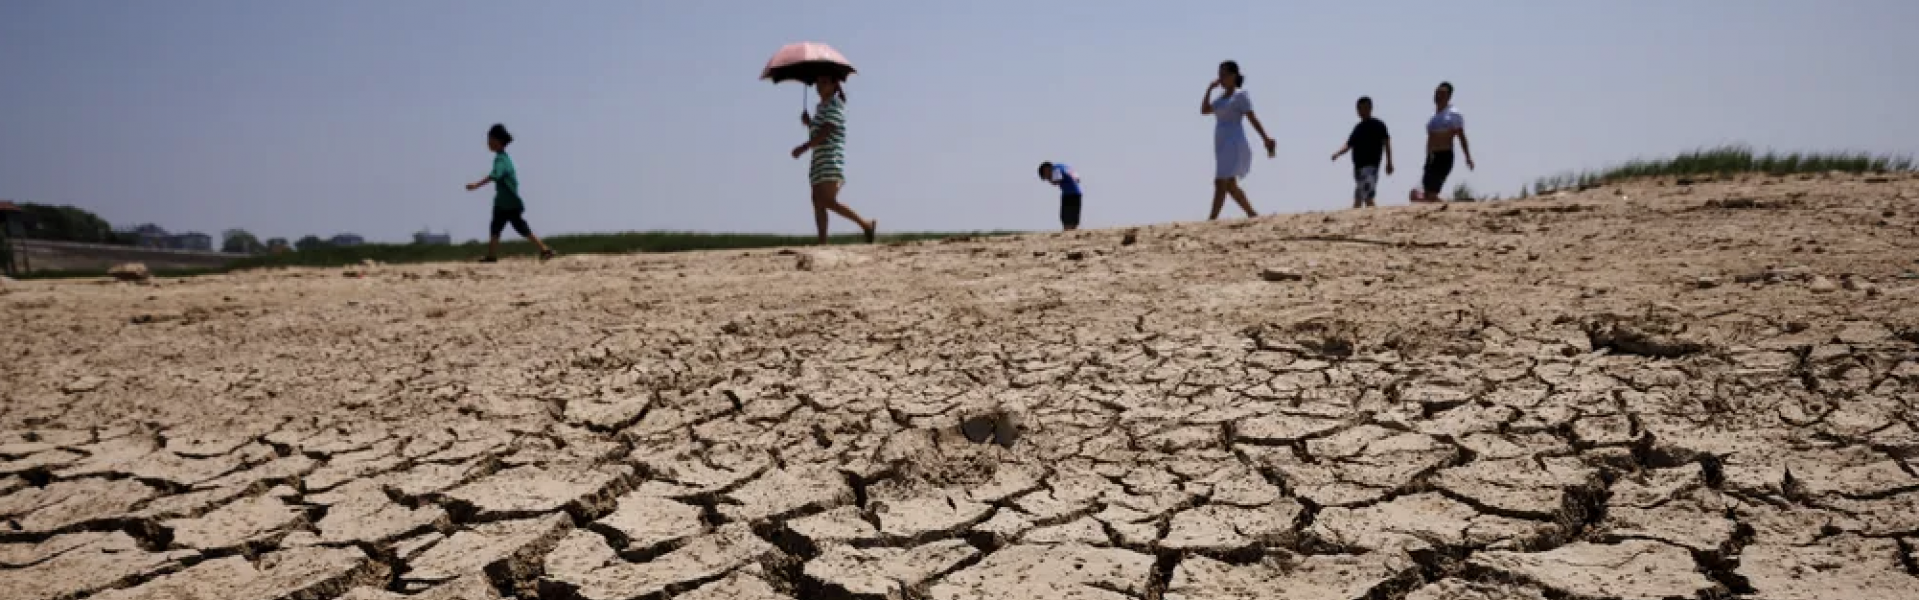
[{"xmin": 1347, "ymin": 118, "xmax": 1389, "ymax": 169}]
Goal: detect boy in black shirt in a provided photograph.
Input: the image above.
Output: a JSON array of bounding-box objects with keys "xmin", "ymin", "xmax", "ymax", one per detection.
[{"xmin": 1330, "ymin": 96, "xmax": 1393, "ymax": 208}]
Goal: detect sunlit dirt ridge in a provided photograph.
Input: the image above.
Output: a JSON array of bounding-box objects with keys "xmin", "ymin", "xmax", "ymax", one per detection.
[{"xmin": 3, "ymin": 172, "xmax": 1918, "ymax": 599}]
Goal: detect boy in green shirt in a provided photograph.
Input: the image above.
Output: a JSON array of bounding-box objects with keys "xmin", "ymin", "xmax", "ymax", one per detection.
[{"xmin": 465, "ymin": 123, "xmax": 555, "ymax": 262}]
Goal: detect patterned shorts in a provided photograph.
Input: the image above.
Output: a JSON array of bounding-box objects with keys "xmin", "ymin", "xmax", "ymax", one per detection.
[{"xmin": 1353, "ymin": 166, "xmax": 1380, "ymax": 204}]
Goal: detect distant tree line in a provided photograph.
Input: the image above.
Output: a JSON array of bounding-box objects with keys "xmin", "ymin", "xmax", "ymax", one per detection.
[
  {"xmin": 10, "ymin": 203, "xmax": 130, "ymax": 245},
  {"xmin": 2, "ymin": 202, "xmax": 341, "ymax": 256}
]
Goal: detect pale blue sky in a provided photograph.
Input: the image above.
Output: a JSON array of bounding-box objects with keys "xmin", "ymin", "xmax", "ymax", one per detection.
[{"xmin": 3, "ymin": 1, "xmax": 1916, "ymax": 242}]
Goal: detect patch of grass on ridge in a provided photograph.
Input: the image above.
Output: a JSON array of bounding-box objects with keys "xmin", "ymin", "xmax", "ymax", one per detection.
[
  {"xmin": 11, "ymin": 230, "xmax": 1020, "ymax": 279},
  {"xmin": 238, "ymin": 229, "xmax": 1022, "ymax": 272},
  {"xmin": 1530, "ymin": 144, "xmax": 1914, "ymax": 195},
  {"xmin": 11, "ymin": 267, "xmax": 231, "ymax": 281}
]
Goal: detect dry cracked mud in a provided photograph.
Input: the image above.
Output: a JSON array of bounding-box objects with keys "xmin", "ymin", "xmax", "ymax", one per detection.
[{"xmin": 5, "ymin": 173, "xmax": 1919, "ymax": 599}]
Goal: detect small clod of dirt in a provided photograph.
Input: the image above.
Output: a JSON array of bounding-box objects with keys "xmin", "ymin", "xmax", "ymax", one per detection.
[
  {"xmin": 1259, "ymin": 267, "xmax": 1304, "ymax": 282},
  {"xmin": 958, "ymin": 409, "xmax": 1020, "ymax": 449},
  {"xmin": 1584, "ymin": 313, "xmax": 1708, "ymax": 358},
  {"xmin": 1246, "ymin": 318, "xmax": 1360, "ymax": 358}
]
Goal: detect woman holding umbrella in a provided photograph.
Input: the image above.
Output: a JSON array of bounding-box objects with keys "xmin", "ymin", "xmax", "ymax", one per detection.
[
  {"xmin": 1201, "ymin": 60, "xmax": 1277, "ymax": 221},
  {"xmin": 764, "ymin": 42, "xmax": 876, "ymax": 245},
  {"xmin": 792, "ymin": 75, "xmax": 876, "ymax": 244}
]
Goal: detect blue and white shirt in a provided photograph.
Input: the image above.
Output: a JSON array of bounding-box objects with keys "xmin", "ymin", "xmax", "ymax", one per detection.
[{"xmin": 1050, "ymin": 163, "xmax": 1084, "ymax": 195}]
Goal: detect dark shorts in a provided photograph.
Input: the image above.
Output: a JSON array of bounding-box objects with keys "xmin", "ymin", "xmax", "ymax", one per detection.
[
  {"xmin": 1060, "ymin": 193, "xmax": 1083, "ymax": 229},
  {"xmin": 489, "ymin": 207, "xmax": 532, "ymax": 238},
  {"xmin": 1422, "ymin": 151, "xmax": 1455, "ymax": 195}
]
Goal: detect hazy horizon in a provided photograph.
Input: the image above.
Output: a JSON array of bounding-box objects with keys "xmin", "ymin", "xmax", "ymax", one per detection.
[{"xmin": 4, "ymin": 1, "xmax": 1917, "ymax": 243}]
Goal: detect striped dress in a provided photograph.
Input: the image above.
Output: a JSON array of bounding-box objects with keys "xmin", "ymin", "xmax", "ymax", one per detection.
[{"xmin": 809, "ymin": 96, "xmax": 847, "ymax": 185}]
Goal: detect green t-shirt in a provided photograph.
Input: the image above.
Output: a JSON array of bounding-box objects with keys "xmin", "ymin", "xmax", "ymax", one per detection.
[{"xmin": 490, "ymin": 152, "xmax": 524, "ymax": 211}]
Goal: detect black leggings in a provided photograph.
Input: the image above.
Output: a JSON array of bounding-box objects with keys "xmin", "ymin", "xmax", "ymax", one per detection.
[
  {"xmin": 1060, "ymin": 194, "xmax": 1083, "ymax": 229},
  {"xmin": 489, "ymin": 208, "xmax": 532, "ymax": 238},
  {"xmin": 1422, "ymin": 151, "xmax": 1455, "ymax": 195}
]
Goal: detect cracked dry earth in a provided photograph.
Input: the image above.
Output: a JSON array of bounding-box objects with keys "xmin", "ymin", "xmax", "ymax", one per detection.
[{"xmin": 6, "ymin": 173, "xmax": 1919, "ymax": 600}]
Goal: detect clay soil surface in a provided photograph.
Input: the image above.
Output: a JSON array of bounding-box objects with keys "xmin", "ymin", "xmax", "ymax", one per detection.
[{"xmin": 5, "ymin": 173, "xmax": 1919, "ymax": 600}]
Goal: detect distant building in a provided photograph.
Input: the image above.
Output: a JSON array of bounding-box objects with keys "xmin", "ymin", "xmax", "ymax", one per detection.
[
  {"xmin": 171, "ymin": 232, "xmax": 214, "ymax": 252},
  {"xmin": 129, "ymin": 224, "xmax": 171, "ymax": 248},
  {"xmin": 0, "ymin": 201, "xmax": 27, "ymax": 238},
  {"xmin": 329, "ymin": 234, "xmax": 366, "ymax": 247},
  {"xmin": 0, "ymin": 202, "xmax": 24, "ymax": 275},
  {"xmin": 413, "ymin": 229, "xmax": 452, "ymax": 245}
]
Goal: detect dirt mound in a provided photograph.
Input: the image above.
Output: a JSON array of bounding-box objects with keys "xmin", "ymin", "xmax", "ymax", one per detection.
[{"xmin": 4, "ymin": 174, "xmax": 1919, "ymax": 598}]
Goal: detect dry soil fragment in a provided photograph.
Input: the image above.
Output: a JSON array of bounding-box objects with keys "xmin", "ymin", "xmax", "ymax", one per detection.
[
  {"xmin": 805, "ymin": 540, "xmax": 979, "ymax": 599},
  {"xmin": 543, "ymin": 523, "xmax": 784, "ymax": 600},
  {"xmin": 164, "ymin": 425, "xmax": 272, "ymax": 458},
  {"xmin": 1200, "ymin": 466, "xmax": 1284, "ymax": 507},
  {"xmin": 564, "ymin": 395, "xmax": 651, "ymax": 431},
  {"xmin": 443, "ymin": 463, "xmax": 633, "ymax": 521},
  {"xmin": 543, "ymin": 527, "xmax": 622, "ymax": 581},
  {"xmin": 1738, "ymin": 536, "xmax": 1919, "ymax": 600},
  {"xmin": 162, "ymin": 493, "xmax": 306, "ymax": 550},
  {"xmin": 0, "ymin": 449, "xmax": 84, "ymax": 475},
  {"xmin": 720, "ymin": 465, "xmax": 855, "ymax": 523},
  {"xmin": 1819, "ymin": 492, "xmax": 1919, "ymax": 537},
  {"xmin": 193, "ymin": 453, "xmax": 317, "ymax": 490},
  {"xmin": 49, "ymin": 435, "xmax": 158, "ymax": 479},
  {"xmin": 70, "ymin": 445, "xmax": 274, "ymax": 488},
  {"xmin": 394, "ymin": 530, "xmax": 446, "ymax": 561},
  {"xmin": 338, "ymin": 573, "xmax": 505, "ymax": 600},
  {"xmin": 420, "ymin": 429, "xmax": 513, "ymax": 464},
  {"xmin": 402, "ymin": 513, "xmax": 571, "ymax": 587},
  {"xmin": 1416, "ymin": 403, "xmax": 1519, "ymax": 438},
  {"xmin": 1431, "ymin": 456, "xmax": 1601, "ymax": 519},
  {"xmin": 965, "ymin": 462, "xmax": 1045, "ymax": 503},
  {"xmin": 636, "ymin": 454, "xmax": 770, "ymax": 499},
  {"xmin": 0, "ymin": 429, "xmax": 92, "ymax": 456},
  {"xmin": 677, "ymin": 570, "xmax": 794, "ymax": 600},
  {"xmin": 382, "ymin": 457, "xmax": 491, "ymax": 498},
  {"xmin": 1468, "ymin": 540, "xmax": 1718, "ymax": 600},
  {"xmin": 1256, "ymin": 428, "xmax": 1458, "ymax": 507},
  {"xmin": 312, "ymin": 480, "xmax": 449, "ymax": 545},
  {"xmin": 1596, "ymin": 465, "xmax": 1737, "ymax": 553},
  {"xmin": 1165, "ymin": 552, "xmax": 1420, "ymax": 600},
  {"xmin": 5, "ymin": 477, "xmax": 157, "ymax": 533},
  {"xmin": 874, "ymin": 489, "xmax": 994, "ymax": 541},
  {"xmin": 1310, "ymin": 492, "xmax": 1559, "ymax": 553},
  {"xmin": 303, "ymin": 441, "xmax": 407, "ymax": 491},
  {"xmin": 0, "ymin": 532, "xmax": 195, "ymax": 600},
  {"xmin": 295, "ymin": 425, "xmax": 393, "ymax": 456},
  {"xmin": 591, "ymin": 493, "xmax": 707, "ymax": 554},
  {"xmin": 787, "ymin": 506, "xmax": 881, "ymax": 547},
  {"xmin": 1012, "ymin": 488, "xmax": 1098, "ymax": 522},
  {"xmin": 1023, "ymin": 515, "xmax": 1112, "ymax": 545},
  {"xmin": 1786, "ymin": 446, "xmax": 1917, "ymax": 499},
  {"xmin": 971, "ymin": 508, "xmax": 1036, "ymax": 544},
  {"xmin": 1403, "ymin": 578, "xmax": 1549, "ymax": 600},
  {"xmin": 93, "ymin": 545, "xmax": 387, "ymax": 600},
  {"xmin": 1160, "ymin": 501, "xmax": 1304, "ymax": 552},
  {"xmin": 928, "ymin": 543, "xmax": 1154, "ymax": 600}
]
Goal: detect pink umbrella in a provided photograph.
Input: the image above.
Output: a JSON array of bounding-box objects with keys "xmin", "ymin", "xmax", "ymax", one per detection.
[{"xmin": 760, "ymin": 41, "xmax": 856, "ymax": 85}]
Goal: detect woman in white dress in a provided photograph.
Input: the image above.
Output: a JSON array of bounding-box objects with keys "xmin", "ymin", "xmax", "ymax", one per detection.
[{"xmin": 1201, "ymin": 60, "xmax": 1277, "ymax": 220}]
